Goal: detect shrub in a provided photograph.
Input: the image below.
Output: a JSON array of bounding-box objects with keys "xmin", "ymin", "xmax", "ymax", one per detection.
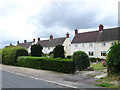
[
  {"xmin": 53, "ymin": 45, "xmax": 65, "ymax": 58},
  {"xmin": 2, "ymin": 46, "xmax": 28, "ymax": 65},
  {"xmin": 89, "ymin": 57, "xmax": 97, "ymax": 62},
  {"xmin": 17, "ymin": 56, "xmax": 75, "ymax": 74},
  {"xmin": 31, "ymin": 44, "xmax": 43, "ymax": 57},
  {"xmin": 72, "ymin": 51, "xmax": 90, "ymax": 71},
  {"xmin": 107, "ymin": 42, "xmax": 120, "ymax": 76}
]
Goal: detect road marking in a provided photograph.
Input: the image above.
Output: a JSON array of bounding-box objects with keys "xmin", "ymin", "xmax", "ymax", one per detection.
[{"xmin": 3, "ymin": 69, "xmax": 82, "ymax": 89}]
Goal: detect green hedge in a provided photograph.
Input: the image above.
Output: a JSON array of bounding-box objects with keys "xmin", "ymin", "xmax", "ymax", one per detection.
[
  {"xmin": 2, "ymin": 46, "xmax": 28, "ymax": 65},
  {"xmin": 17, "ymin": 56, "xmax": 75, "ymax": 74}
]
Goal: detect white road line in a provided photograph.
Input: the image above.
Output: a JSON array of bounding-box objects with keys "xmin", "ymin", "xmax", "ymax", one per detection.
[{"xmin": 3, "ymin": 69, "xmax": 80, "ymax": 89}]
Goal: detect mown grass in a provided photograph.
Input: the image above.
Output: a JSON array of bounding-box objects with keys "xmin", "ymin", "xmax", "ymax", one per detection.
[
  {"xmin": 96, "ymin": 82, "xmax": 118, "ymax": 88},
  {"xmin": 91, "ymin": 62, "xmax": 107, "ymax": 70}
]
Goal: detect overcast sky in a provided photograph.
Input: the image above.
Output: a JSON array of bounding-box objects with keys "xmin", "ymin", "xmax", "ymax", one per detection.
[{"xmin": 0, "ymin": 0, "xmax": 119, "ymax": 48}]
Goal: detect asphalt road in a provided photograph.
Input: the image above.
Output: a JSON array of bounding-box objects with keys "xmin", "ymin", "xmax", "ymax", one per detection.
[{"xmin": 2, "ymin": 70, "xmax": 66, "ymax": 88}]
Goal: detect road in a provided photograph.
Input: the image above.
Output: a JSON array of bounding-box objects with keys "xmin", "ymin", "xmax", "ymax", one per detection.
[{"xmin": 2, "ymin": 70, "xmax": 66, "ymax": 88}]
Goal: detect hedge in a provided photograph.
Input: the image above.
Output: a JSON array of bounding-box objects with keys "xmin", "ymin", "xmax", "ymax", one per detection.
[
  {"xmin": 2, "ymin": 46, "xmax": 28, "ymax": 65},
  {"xmin": 17, "ymin": 56, "xmax": 75, "ymax": 74}
]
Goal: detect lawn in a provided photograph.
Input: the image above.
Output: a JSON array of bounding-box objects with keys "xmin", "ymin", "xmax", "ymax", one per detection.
[{"xmin": 91, "ymin": 62, "xmax": 107, "ymax": 70}]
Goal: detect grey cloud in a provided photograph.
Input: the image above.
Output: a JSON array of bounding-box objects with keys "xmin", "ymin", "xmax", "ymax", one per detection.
[{"xmin": 34, "ymin": 2, "xmax": 117, "ymax": 31}]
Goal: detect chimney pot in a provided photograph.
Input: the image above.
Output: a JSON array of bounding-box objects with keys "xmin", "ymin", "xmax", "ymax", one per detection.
[
  {"xmin": 75, "ymin": 29, "xmax": 78, "ymax": 35},
  {"xmin": 24, "ymin": 40, "xmax": 27, "ymax": 43},
  {"xmin": 33, "ymin": 38, "xmax": 35, "ymax": 42},
  {"xmin": 17, "ymin": 41, "xmax": 19, "ymax": 45},
  {"xmin": 38, "ymin": 38, "xmax": 40, "ymax": 42},
  {"xmin": 66, "ymin": 32, "xmax": 69, "ymax": 38},
  {"xmin": 50, "ymin": 34, "xmax": 53, "ymax": 40},
  {"xmin": 99, "ymin": 24, "xmax": 104, "ymax": 31}
]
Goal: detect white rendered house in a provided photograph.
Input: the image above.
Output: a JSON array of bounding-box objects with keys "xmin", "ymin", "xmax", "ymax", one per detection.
[
  {"xmin": 17, "ymin": 33, "xmax": 71, "ymax": 57},
  {"xmin": 37, "ymin": 33, "xmax": 71, "ymax": 57},
  {"xmin": 71, "ymin": 24, "xmax": 119, "ymax": 59}
]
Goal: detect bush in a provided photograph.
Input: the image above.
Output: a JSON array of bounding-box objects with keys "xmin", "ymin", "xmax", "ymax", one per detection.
[
  {"xmin": 89, "ymin": 57, "xmax": 97, "ymax": 62},
  {"xmin": 53, "ymin": 45, "xmax": 65, "ymax": 58},
  {"xmin": 66, "ymin": 56, "xmax": 72, "ymax": 59},
  {"xmin": 107, "ymin": 42, "xmax": 120, "ymax": 76},
  {"xmin": 17, "ymin": 56, "xmax": 75, "ymax": 74},
  {"xmin": 31, "ymin": 44, "xmax": 43, "ymax": 57},
  {"xmin": 2, "ymin": 46, "xmax": 28, "ymax": 65},
  {"xmin": 72, "ymin": 51, "xmax": 90, "ymax": 71}
]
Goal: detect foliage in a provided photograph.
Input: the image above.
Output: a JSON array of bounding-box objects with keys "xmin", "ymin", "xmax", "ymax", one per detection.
[
  {"xmin": 2, "ymin": 46, "xmax": 28, "ymax": 65},
  {"xmin": 72, "ymin": 51, "xmax": 90, "ymax": 71},
  {"xmin": 53, "ymin": 45, "xmax": 65, "ymax": 58},
  {"xmin": 17, "ymin": 56, "xmax": 75, "ymax": 74},
  {"xmin": 106, "ymin": 42, "xmax": 120, "ymax": 76},
  {"xmin": 90, "ymin": 63, "xmax": 106, "ymax": 70},
  {"xmin": 31, "ymin": 44, "xmax": 43, "ymax": 57},
  {"xmin": 96, "ymin": 82, "xmax": 114, "ymax": 88}
]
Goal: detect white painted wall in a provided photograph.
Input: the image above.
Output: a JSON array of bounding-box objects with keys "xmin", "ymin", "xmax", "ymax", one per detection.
[
  {"xmin": 71, "ymin": 41, "xmax": 116, "ymax": 59},
  {"xmin": 62, "ymin": 38, "xmax": 71, "ymax": 57}
]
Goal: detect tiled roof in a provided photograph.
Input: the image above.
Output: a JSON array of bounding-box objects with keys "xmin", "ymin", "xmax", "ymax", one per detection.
[
  {"xmin": 17, "ymin": 42, "xmax": 33, "ymax": 48},
  {"xmin": 71, "ymin": 27, "xmax": 119, "ymax": 43},
  {"xmin": 37, "ymin": 37, "xmax": 66, "ymax": 47}
]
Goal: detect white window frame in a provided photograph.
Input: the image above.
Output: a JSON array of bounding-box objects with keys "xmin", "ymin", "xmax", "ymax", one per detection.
[
  {"xmin": 101, "ymin": 51, "xmax": 106, "ymax": 56},
  {"xmin": 89, "ymin": 51, "xmax": 94, "ymax": 56}
]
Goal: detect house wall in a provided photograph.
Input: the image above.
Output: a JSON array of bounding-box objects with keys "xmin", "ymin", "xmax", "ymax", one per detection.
[
  {"xmin": 71, "ymin": 41, "xmax": 116, "ymax": 59},
  {"xmin": 71, "ymin": 42, "xmax": 96, "ymax": 57},
  {"xmin": 42, "ymin": 47, "xmax": 54, "ymax": 54},
  {"xmin": 62, "ymin": 38, "xmax": 71, "ymax": 57}
]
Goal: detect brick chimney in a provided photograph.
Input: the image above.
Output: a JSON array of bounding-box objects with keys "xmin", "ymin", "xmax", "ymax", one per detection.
[
  {"xmin": 24, "ymin": 40, "xmax": 27, "ymax": 43},
  {"xmin": 66, "ymin": 32, "xmax": 69, "ymax": 38},
  {"xmin": 17, "ymin": 41, "xmax": 19, "ymax": 45},
  {"xmin": 33, "ymin": 38, "xmax": 35, "ymax": 42},
  {"xmin": 99, "ymin": 24, "xmax": 104, "ymax": 31},
  {"xmin": 75, "ymin": 29, "xmax": 78, "ymax": 35},
  {"xmin": 38, "ymin": 38, "xmax": 40, "ymax": 42},
  {"xmin": 50, "ymin": 34, "xmax": 53, "ymax": 40}
]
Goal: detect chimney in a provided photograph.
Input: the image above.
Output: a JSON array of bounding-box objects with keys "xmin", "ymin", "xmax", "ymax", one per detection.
[
  {"xmin": 38, "ymin": 38, "xmax": 40, "ymax": 42},
  {"xmin": 66, "ymin": 32, "xmax": 69, "ymax": 38},
  {"xmin": 50, "ymin": 34, "xmax": 53, "ymax": 40},
  {"xmin": 24, "ymin": 40, "xmax": 27, "ymax": 43},
  {"xmin": 75, "ymin": 29, "xmax": 78, "ymax": 35},
  {"xmin": 33, "ymin": 38, "xmax": 35, "ymax": 42},
  {"xmin": 99, "ymin": 24, "xmax": 104, "ymax": 31},
  {"xmin": 17, "ymin": 41, "xmax": 19, "ymax": 45}
]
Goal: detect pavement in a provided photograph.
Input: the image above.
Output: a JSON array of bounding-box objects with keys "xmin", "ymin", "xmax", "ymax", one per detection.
[{"xmin": 1, "ymin": 64, "xmax": 104, "ymax": 89}]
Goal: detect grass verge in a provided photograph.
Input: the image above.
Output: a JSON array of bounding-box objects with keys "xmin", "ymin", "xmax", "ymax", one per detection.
[{"xmin": 91, "ymin": 62, "xmax": 106, "ymax": 70}]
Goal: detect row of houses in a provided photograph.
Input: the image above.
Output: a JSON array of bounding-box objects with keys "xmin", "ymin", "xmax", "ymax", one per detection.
[{"xmin": 17, "ymin": 24, "xmax": 120, "ymax": 59}]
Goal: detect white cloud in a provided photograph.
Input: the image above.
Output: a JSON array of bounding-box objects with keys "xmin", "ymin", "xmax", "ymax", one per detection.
[{"xmin": 0, "ymin": 0, "xmax": 119, "ymax": 48}]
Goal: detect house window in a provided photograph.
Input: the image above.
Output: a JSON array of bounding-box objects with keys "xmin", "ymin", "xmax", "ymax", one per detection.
[
  {"xmin": 101, "ymin": 51, "xmax": 106, "ymax": 56},
  {"xmin": 82, "ymin": 43, "xmax": 84, "ymax": 47},
  {"xmin": 75, "ymin": 44, "xmax": 78, "ymax": 47},
  {"xmin": 111, "ymin": 42, "xmax": 114, "ymax": 46},
  {"xmin": 89, "ymin": 43, "xmax": 93, "ymax": 47},
  {"xmin": 102, "ymin": 42, "xmax": 106, "ymax": 46},
  {"xmin": 89, "ymin": 51, "xmax": 94, "ymax": 56}
]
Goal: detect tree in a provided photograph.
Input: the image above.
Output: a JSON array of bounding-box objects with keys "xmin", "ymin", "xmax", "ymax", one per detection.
[
  {"xmin": 107, "ymin": 42, "xmax": 120, "ymax": 76},
  {"xmin": 72, "ymin": 51, "xmax": 90, "ymax": 71},
  {"xmin": 53, "ymin": 45, "xmax": 65, "ymax": 58},
  {"xmin": 31, "ymin": 44, "xmax": 43, "ymax": 57}
]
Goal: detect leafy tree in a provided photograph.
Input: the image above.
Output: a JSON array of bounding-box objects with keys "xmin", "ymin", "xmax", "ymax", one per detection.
[
  {"xmin": 31, "ymin": 44, "xmax": 43, "ymax": 57},
  {"xmin": 53, "ymin": 45, "xmax": 65, "ymax": 58},
  {"xmin": 72, "ymin": 51, "xmax": 90, "ymax": 71},
  {"xmin": 107, "ymin": 42, "xmax": 120, "ymax": 76}
]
